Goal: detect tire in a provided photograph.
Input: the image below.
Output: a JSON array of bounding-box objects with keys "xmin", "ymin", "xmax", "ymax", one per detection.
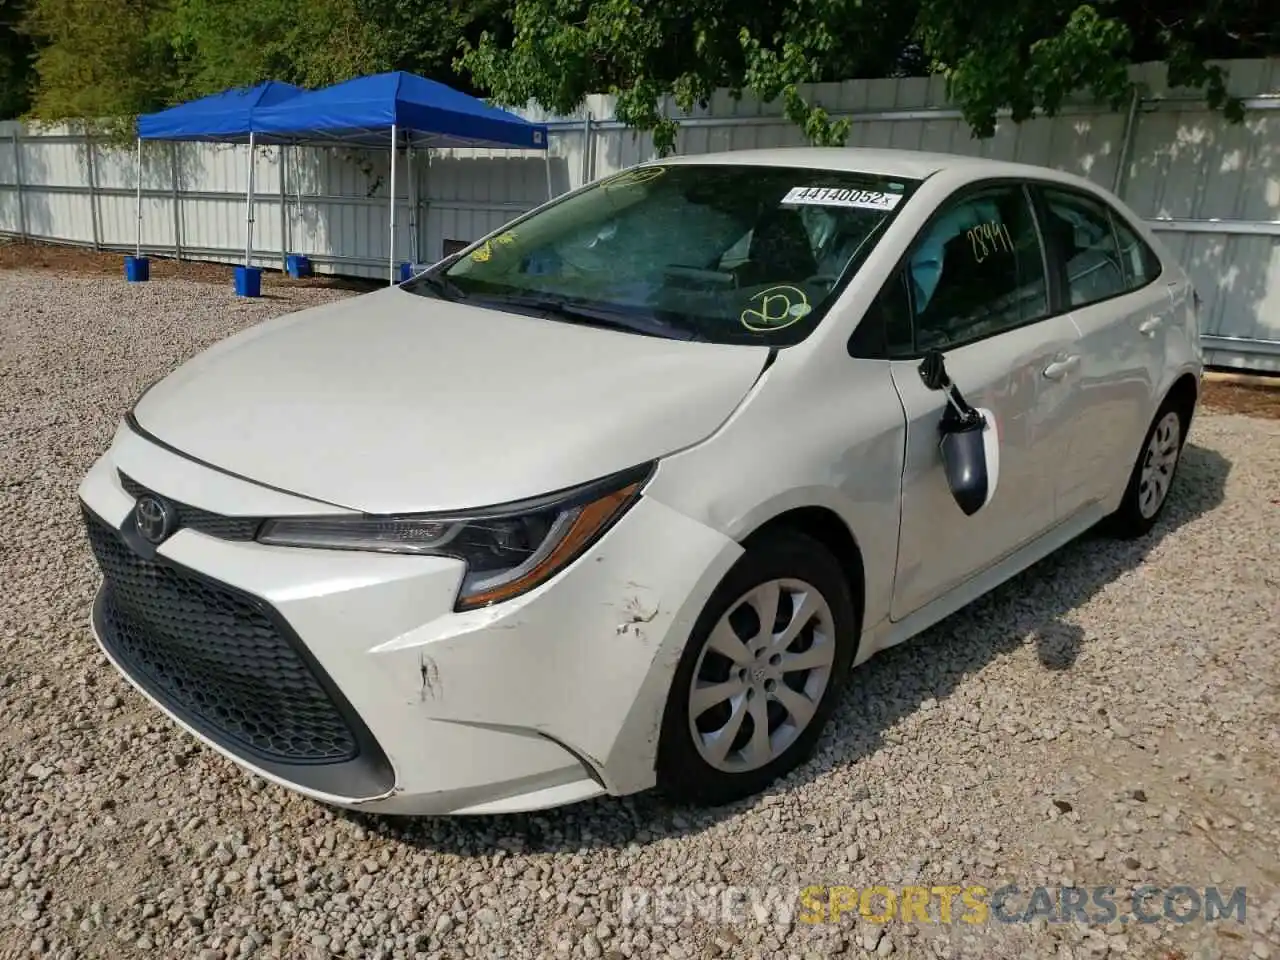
[
  {"xmin": 1103, "ymin": 397, "xmax": 1188, "ymax": 540},
  {"xmin": 655, "ymin": 528, "xmax": 858, "ymax": 806}
]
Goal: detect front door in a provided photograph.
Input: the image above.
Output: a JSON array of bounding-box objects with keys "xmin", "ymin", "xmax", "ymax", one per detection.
[{"xmin": 887, "ymin": 180, "xmax": 1082, "ymax": 620}]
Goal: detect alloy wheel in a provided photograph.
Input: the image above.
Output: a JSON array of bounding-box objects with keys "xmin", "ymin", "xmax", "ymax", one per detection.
[
  {"xmin": 1138, "ymin": 411, "xmax": 1182, "ymax": 519},
  {"xmin": 687, "ymin": 578, "xmax": 836, "ymax": 773}
]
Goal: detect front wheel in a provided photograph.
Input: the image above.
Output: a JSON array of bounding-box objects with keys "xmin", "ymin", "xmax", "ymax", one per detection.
[
  {"xmin": 655, "ymin": 529, "xmax": 858, "ymax": 806},
  {"xmin": 1104, "ymin": 401, "xmax": 1187, "ymax": 540}
]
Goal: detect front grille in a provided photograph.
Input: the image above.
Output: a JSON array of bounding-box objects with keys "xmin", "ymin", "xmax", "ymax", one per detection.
[
  {"xmin": 84, "ymin": 508, "xmax": 359, "ymax": 765},
  {"xmin": 118, "ymin": 472, "xmax": 262, "ymax": 541}
]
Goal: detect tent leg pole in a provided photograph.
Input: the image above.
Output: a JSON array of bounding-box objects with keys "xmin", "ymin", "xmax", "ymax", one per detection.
[
  {"xmin": 407, "ymin": 142, "xmax": 417, "ymax": 266},
  {"xmin": 389, "ymin": 124, "xmax": 397, "ymax": 286},
  {"xmin": 245, "ymin": 132, "xmax": 256, "ymax": 267},
  {"xmin": 170, "ymin": 142, "xmax": 182, "ymax": 260},
  {"xmin": 545, "ymin": 150, "xmax": 553, "ymax": 201},
  {"xmin": 424, "ymin": 151, "xmax": 432, "ymax": 262},
  {"xmin": 135, "ymin": 137, "xmax": 142, "ymax": 258},
  {"xmin": 292, "ymin": 144, "xmax": 301, "ymax": 263},
  {"xmin": 279, "ymin": 144, "xmax": 287, "ymax": 272}
]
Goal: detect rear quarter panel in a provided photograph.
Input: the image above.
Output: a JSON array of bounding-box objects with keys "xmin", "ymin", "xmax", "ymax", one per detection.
[{"xmin": 1128, "ymin": 220, "xmax": 1205, "ymax": 420}]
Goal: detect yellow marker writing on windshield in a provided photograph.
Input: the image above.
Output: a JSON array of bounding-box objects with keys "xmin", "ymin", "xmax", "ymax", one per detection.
[
  {"xmin": 740, "ymin": 285, "xmax": 811, "ymax": 332},
  {"xmin": 470, "ymin": 231, "xmax": 518, "ymax": 263},
  {"xmin": 602, "ymin": 167, "xmax": 667, "ymax": 190}
]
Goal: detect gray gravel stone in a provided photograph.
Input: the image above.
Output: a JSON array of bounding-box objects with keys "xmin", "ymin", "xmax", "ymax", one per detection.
[{"xmin": 1, "ymin": 268, "xmax": 1278, "ymax": 960}]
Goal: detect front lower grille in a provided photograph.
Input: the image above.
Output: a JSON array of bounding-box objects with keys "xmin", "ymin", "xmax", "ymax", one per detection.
[
  {"xmin": 84, "ymin": 507, "xmax": 359, "ymax": 766},
  {"xmin": 118, "ymin": 472, "xmax": 262, "ymax": 541}
]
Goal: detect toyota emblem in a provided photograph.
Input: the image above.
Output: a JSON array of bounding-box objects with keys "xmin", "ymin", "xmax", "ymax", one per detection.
[{"xmin": 134, "ymin": 495, "xmax": 174, "ymax": 544}]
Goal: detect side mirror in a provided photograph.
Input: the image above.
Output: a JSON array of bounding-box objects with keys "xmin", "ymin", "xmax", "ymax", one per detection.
[
  {"xmin": 918, "ymin": 349, "xmax": 950, "ymax": 391},
  {"xmin": 939, "ymin": 414, "xmax": 1000, "ymax": 516},
  {"xmin": 917, "ymin": 351, "xmax": 1000, "ymax": 516}
]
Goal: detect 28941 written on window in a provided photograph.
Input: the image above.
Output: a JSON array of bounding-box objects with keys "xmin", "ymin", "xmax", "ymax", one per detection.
[{"xmin": 907, "ymin": 185, "xmax": 1049, "ymax": 351}]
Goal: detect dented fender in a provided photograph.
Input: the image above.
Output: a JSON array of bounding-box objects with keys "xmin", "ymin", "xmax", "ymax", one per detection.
[{"xmin": 368, "ymin": 494, "xmax": 743, "ymax": 796}]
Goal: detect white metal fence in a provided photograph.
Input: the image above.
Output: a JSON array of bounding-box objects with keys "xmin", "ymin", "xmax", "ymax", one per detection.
[{"xmin": 1, "ymin": 59, "xmax": 1277, "ymax": 371}]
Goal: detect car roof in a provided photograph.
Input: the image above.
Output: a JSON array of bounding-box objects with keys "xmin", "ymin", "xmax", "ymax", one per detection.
[{"xmin": 654, "ymin": 147, "xmax": 1098, "ymax": 190}]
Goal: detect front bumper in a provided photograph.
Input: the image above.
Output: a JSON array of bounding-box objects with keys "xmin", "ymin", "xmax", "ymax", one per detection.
[{"xmin": 78, "ymin": 425, "xmax": 741, "ymax": 815}]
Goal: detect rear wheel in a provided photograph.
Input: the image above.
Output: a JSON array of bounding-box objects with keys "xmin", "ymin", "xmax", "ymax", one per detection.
[
  {"xmin": 656, "ymin": 529, "xmax": 858, "ymax": 806},
  {"xmin": 1104, "ymin": 400, "xmax": 1186, "ymax": 539}
]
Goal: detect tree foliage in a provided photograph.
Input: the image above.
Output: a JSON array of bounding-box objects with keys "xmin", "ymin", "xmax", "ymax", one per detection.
[
  {"xmin": 8, "ymin": 0, "xmax": 1276, "ymax": 148},
  {"xmin": 461, "ymin": 0, "xmax": 1275, "ymax": 152},
  {"xmin": 456, "ymin": 0, "xmax": 919, "ymax": 151},
  {"xmin": 164, "ymin": 0, "xmax": 386, "ymax": 98},
  {"xmin": 0, "ymin": 0, "xmax": 34, "ymax": 118},
  {"xmin": 22, "ymin": 0, "xmax": 175, "ymax": 129},
  {"xmin": 14, "ymin": 0, "xmax": 507, "ymax": 127}
]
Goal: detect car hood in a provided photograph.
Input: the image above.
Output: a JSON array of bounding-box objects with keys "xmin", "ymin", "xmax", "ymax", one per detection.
[{"xmin": 132, "ymin": 287, "xmax": 768, "ymax": 514}]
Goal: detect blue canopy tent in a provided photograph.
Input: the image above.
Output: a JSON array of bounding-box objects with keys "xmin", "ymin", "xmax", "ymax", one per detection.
[
  {"xmin": 137, "ymin": 80, "xmax": 305, "ymax": 141},
  {"xmin": 250, "ymin": 71, "xmax": 551, "ymax": 283},
  {"xmin": 135, "ymin": 81, "xmax": 306, "ymax": 274}
]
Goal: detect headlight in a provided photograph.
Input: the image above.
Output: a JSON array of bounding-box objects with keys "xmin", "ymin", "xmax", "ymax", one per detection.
[{"xmin": 256, "ymin": 463, "xmax": 653, "ymax": 610}]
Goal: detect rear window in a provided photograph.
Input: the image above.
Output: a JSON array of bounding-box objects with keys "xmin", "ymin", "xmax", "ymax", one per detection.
[{"xmin": 408, "ymin": 164, "xmax": 920, "ymax": 346}]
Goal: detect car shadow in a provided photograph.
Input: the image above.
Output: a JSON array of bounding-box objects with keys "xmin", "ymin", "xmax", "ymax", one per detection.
[{"xmin": 340, "ymin": 441, "xmax": 1230, "ymax": 855}]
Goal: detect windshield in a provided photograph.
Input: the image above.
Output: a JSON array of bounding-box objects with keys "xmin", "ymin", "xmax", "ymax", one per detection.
[{"xmin": 405, "ymin": 163, "xmax": 920, "ymax": 346}]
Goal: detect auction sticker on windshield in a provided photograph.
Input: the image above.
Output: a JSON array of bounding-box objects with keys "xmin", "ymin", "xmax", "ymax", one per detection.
[{"xmin": 781, "ymin": 186, "xmax": 903, "ymax": 211}]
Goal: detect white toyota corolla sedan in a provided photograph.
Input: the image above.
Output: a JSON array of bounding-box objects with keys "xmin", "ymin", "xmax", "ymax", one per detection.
[{"xmin": 78, "ymin": 147, "xmax": 1202, "ymax": 815}]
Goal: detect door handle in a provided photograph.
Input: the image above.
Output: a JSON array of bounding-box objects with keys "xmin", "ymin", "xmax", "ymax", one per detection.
[
  {"xmin": 1139, "ymin": 316, "xmax": 1163, "ymax": 336},
  {"xmin": 1043, "ymin": 355, "xmax": 1080, "ymax": 380}
]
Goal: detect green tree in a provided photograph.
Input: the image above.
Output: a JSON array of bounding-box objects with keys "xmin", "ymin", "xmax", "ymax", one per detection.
[
  {"xmin": 0, "ymin": 0, "xmax": 34, "ymax": 119},
  {"xmin": 358, "ymin": 0, "xmax": 512, "ymax": 93},
  {"xmin": 456, "ymin": 0, "xmax": 907, "ymax": 151},
  {"xmin": 23, "ymin": 0, "xmax": 175, "ymax": 130},
  {"xmin": 912, "ymin": 0, "xmax": 1264, "ymax": 136},
  {"xmin": 165, "ymin": 0, "xmax": 389, "ymax": 97},
  {"xmin": 21, "ymin": 0, "xmax": 513, "ymax": 130},
  {"xmin": 459, "ymin": 0, "xmax": 1272, "ymax": 152},
  {"xmin": 163, "ymin": 0, "xmax": 513, "ymax": 101}
]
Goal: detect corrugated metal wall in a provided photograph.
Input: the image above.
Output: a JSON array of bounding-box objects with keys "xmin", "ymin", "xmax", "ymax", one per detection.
[{"xmin": 1, "ymin": 59, "xmax": 1277, "ymax": 370}]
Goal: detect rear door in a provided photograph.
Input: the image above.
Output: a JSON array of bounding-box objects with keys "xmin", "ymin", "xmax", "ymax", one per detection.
[
  {"xmin": 879, "ymin": 180, "xmax": 1083, "ymax": 620},
  {"xmin": 1032, "ymin": 184, "xmax": 1172, "ymax": 517}
]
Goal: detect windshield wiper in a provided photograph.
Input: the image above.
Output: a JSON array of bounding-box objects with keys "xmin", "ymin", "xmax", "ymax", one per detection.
[
  {"xmin": 471, "ymin": 293, "xmax": 704, "ymax": 341},
  {"xmin": 406, "ymin": 271, "xmax": 466, "ymax": 302}
]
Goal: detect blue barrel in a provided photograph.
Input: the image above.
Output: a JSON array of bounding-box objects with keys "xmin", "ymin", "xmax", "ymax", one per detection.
[
  {"xmin": 286, "ymin": 254, "xmax": 312, "ymax": 278},
  {"xmin": 234, "ymin": 265, "xmax": 262, "ymax": 298},
  {"xmin": 399, "ymin": 261, "xmax": 415, "ymax": 282},
  {"xmin": 124, "ymin": 256, "xmax": 150, "ymax": 282}
]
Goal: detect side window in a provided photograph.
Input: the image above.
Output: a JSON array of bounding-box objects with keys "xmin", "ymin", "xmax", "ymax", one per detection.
[
  {"xmin": 1041, "ymin": 187, "xmax": 1127, "ymax": 307},
  {"xmin": 907, "ymin": 184, "xmax": 1049, "ymax": 351},
  {"xmin": 849, "ymin": 270, "xmax": 913, "ymax": 359},
  {"xmin": 1109, "ymin": 213, "xmax": 1162, "ymax": 290}
]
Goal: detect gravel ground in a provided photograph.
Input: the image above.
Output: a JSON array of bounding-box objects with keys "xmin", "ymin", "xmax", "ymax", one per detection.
[{"xmin": 1, "ymin": 270, "xmax": 1278, "ymax": 960}]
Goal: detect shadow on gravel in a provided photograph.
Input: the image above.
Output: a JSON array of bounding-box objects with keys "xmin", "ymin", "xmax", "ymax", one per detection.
[{"xmin": 341, "ymin": 443, "xmax": 1230, "ymax": 855}]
